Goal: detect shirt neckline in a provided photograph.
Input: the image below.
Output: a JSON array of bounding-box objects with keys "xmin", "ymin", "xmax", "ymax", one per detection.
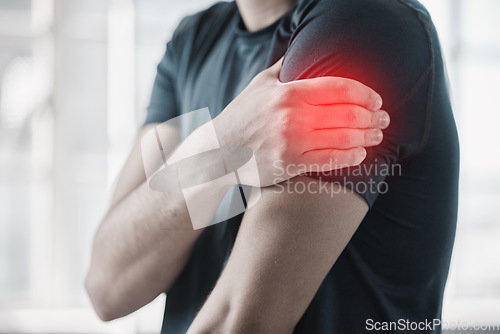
[{"xmin": 232, "ymin": 2, "xmax": 297, "ymax": 43}]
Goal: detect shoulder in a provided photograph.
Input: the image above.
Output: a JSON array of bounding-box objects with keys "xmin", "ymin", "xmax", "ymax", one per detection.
[
  {"xmin": 292, "ymin": 0, "xmax": 432, "ymax": 42},
  {"xmin": 283, "ymin": 0, "xmax": 436, "ymax": 104},
  {"xmin": 293, "ymin": 0, "xmax": 433, "ymax": 62}
]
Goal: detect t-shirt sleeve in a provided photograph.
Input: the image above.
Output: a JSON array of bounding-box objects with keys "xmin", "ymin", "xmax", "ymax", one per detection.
[
  {"xmin": 280, "ymin": 0, "xmax": 433, "ymax": 207},
  {"xmin": 143, "ymin": 39, "xmax": 180, "ymax": 126}
]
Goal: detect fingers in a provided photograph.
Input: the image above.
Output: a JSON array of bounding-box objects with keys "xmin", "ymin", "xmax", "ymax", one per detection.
[
  {"xmin": 301, "ymin": 128, "xmax": 383, "ymax": 150},
  {"xmin": 299, "ymin": 147, "xmax": 367, "ymax": 171},
  {"xmin": 286, "ymin": 76, "xmax": 383, "ymax": 110},
  {"xmin": 304, "ymin": 105, "xmax": 390, "ymax": 129}
]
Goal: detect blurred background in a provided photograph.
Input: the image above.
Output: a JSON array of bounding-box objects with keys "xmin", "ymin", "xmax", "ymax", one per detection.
[{"xmin": 0, "ymin": 0, "xmax": 499, "ymax": 332}]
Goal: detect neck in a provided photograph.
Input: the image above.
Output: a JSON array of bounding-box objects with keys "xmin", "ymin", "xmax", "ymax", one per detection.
[{"xmin": 236, "ymin": 0, "xmax": 297, "ymax": 32}]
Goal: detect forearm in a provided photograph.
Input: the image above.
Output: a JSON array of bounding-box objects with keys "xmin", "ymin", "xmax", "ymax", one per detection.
[
  {"xmin": 86, "ymin": 181, "xmax": 202, "ymax": 320},
  {"xmin": 86, "ymin": 123, "xmax": 232, "ymax": 320},
  {"xmin": 188, "ymin": 177, "xmax": 368, "ymax": 333},
  {"xmin": 86, "ymin": 57, "xmax": 386, "ymax": 322}
]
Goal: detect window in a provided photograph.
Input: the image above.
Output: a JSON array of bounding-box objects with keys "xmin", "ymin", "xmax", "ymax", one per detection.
[{"xmin": 0, "ymin": 0, "xmax": 214, "ymax": 332}]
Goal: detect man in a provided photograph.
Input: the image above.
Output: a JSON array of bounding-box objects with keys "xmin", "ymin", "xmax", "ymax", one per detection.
[{"xmin": 86, "ymin": 0, "xmax": 459, "ymax": 333}]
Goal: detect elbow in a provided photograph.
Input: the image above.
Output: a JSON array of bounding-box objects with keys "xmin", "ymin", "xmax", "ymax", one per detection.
[{"xmin": 85, "ymin": 269, "xmax": 122, "ymax": 322}]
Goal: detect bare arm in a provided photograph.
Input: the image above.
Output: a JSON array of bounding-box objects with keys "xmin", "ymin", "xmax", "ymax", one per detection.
[
  {"xmin": 85, "ymin": 124, "xmax": 207, "ymax": 321},
  {"xmin": 187, "ymin": 177, "xmax": 368, "ymax": 333},
  {"xmin": 85, "ymin": 59, "xmax": 386, "ymax": 322}
]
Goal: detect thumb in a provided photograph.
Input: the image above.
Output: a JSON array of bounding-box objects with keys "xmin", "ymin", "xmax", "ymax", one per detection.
[
  {"xmin": 265, "ymin": 56, "xmax": 284, "ymax": 77},
  {"xmin": 299, "ymin": 147, "xmax": 367, "ymax": 172}
]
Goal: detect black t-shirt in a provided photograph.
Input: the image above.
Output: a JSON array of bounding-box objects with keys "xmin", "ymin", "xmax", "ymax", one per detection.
[{"xmin": 144, "ymin": 0, "xmax": 459, "ymax": 333}]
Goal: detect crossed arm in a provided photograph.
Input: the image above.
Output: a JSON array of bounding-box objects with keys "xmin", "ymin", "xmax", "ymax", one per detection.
[
  {"xmin": 187, "ymin": 179, "xmax": 368, "ymax": 333},
  {"xmin": 85, "ymin": 123, "xmax": 368, "ymax": 329},
  {"xmin": 86, "ymin": 59, "xmax": 380, "ymax": 332}
]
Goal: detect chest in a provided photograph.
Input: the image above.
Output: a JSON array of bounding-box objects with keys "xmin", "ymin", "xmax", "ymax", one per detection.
[{"xmin": 178, "ymin": 36, "xmax": 287, "ymax": 121}]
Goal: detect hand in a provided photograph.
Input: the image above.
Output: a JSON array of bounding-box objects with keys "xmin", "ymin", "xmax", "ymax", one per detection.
[{"xmin": 214, "ymin": 57, "xmax": 390, "ymax": 187}]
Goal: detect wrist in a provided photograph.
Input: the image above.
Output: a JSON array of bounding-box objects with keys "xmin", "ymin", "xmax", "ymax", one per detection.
[
  {"xmin": 167, "ymin": 121, "xmax": 220, "ymax": 165},
  {"xmin": 213, "ymin": 104, "xmax": 242, "ymax": 149}
]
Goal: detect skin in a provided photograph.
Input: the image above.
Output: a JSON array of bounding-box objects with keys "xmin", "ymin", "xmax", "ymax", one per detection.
[
  {"xmin": 236, "ymin": 0, "xmax": 298, "ymax": 32},
  {"xmin": 85, "ymin": 0, "xmax": 388, "ymax": 330},
  {"xmin": 152, "ymin": 59, "xmax": 387, "ymax": 190},
  {"xmin": 187, "ymin": 2, "xmax": 374, "ymax": 332},
  {"xmin": 187, "ymin": 178, "xmax": 368, "ymax": 334}
]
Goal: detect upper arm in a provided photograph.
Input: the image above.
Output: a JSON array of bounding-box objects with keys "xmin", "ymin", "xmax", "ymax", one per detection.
[
  {"xmin": 220, "ymin": 178, "xmax": 368, "ymax": 333},
  {"xmin": 281, "ymin": 0, "xmax": 433, "ymax": 206},
  {"xmin": 187, "ymin": 177, "xmax": 368, "ymax": 334},
  {"xmin": 189, "ymin": 2, "xmax": 435, "ymax": 332}
]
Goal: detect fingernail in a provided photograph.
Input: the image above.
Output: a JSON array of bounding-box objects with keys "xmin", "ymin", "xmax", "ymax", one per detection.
[
  {"xmin": 374, "ymin": 95, "xmax": 383, "ymax": 110},
  {"xmin": 379, "ymin": 113, "xmax": 390, "ymax": 128},
  {"xmin": 370, "ymin": 129, "xmax": 383, "ymax": 144},
  {"xmin": 359, "ymin": 147, "xmax": 367, "ymax": 159}
]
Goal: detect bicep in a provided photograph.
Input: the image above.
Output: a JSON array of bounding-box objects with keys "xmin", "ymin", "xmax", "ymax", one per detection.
[
  {"xmin": 280, "ymin": 0, "xmax": 431, "ymax": 164},
  {"xmin": 219, "ymin": 176, "xmax": 368, "ymax": 332},
  {"xmin": 277, "ymin": 1, "xmax": 432, "ymax": 208}
]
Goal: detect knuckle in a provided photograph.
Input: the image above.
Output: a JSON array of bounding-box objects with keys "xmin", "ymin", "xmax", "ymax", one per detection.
[
  {"xmin": 273, "ymin": 111, "xmax": 293, "ymax": 140},
  {"xmin": 329, "ymin": 150, "xmax": 339, "ymax": 165},
  {"xmin": 329, "ymin": 150, "xmax": 345, "ymax": 168},
  {"xmin": 334, "ymin": 80, "xmax": 351, "ymax": 98},
  {"xmin": 370, "ymin": 110, "xmax": 378, "ymax": 127},
  {"xmin": 278, "ymin": 108, "xmax": 293, "ymax": 127},
  {"xmin": 340, "ymin": 131, "xmax": 352, "ymax": 147},
  {"xmin": 346, "ymin": 107, "xmax": 359, "ymax": 127},
  {"xmin": 279, "ymin": 85, "xmax": 299, "ymax": 105}
]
